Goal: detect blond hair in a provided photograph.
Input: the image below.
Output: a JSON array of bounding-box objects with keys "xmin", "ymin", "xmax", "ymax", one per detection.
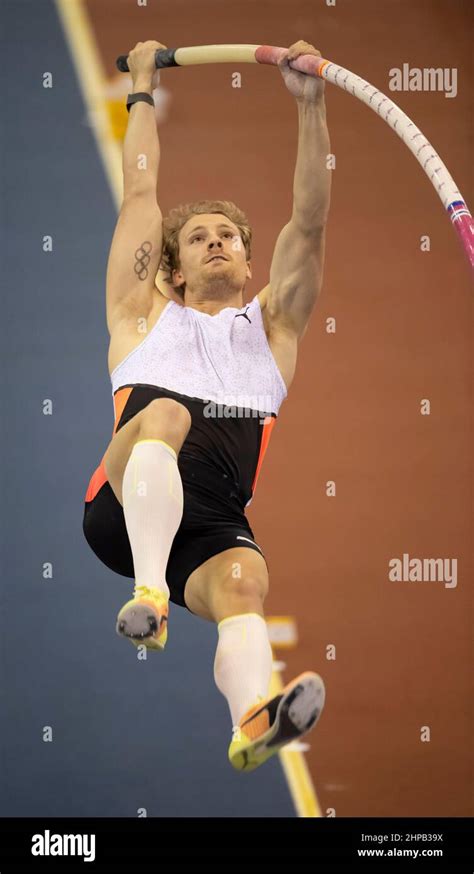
[{"xmin": 160, "ymin": 199, "xmax": 252, "ymax": 299}]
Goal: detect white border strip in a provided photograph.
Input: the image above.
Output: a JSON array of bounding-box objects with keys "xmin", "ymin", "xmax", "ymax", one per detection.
[{"xmin": 55, "ymin": 0, "xmax": 123, "ymax": 208}]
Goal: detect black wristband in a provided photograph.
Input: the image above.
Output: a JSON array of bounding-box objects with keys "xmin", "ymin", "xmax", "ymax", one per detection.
[{"xmin": 126, "ymin": 92, "xmax": 154, "ymax": 113}]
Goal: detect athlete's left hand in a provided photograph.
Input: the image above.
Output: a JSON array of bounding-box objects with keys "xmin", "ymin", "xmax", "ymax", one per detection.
[{"xmin": 278, "ymin": 40, "xmax": 325, "ymax": 103}]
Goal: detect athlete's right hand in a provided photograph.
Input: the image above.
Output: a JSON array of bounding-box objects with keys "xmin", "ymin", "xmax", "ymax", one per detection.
[{"xmin": 128, "ymin": 40, "xmax": 168, "ymax": 87}]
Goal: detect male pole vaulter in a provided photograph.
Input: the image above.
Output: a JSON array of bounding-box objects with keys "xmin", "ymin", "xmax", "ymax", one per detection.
[{"xmin": 83, "ymin": 39, "xmax": 331, "ymax": 771}]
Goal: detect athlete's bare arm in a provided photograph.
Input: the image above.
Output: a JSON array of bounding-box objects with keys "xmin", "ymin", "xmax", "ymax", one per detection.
[
  {"xmin": 264, "ymin": 41, "xmax": 331, "ymax": 343},
  {"xmin": 105, "ymin": 41, "xmax": 168, "ymax": 336}
]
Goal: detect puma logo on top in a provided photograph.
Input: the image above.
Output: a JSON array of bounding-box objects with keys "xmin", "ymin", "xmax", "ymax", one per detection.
[{"xmin": 234, "ymin": 306, "xmax": 252, "ymax": 324}]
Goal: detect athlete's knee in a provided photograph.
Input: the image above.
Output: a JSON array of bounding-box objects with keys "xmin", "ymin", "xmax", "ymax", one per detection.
[
  {"xmin": 139, "ymin": 398, "xmax": 192, "ymax": 445},
  {"xmin": 220, "ymin": 572, "xmax": 269, "ymax": 606},
  {"xmin": 211, "ymin": 574, "xmax": 268, "ymax": 623}
]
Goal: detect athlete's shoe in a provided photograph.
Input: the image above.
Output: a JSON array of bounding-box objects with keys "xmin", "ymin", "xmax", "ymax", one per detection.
[
  {"xmin": 228, "ymin": 671, "xmax": 325, "ymax": 772},
  {"xmin": 116, "ymin": 585, "xmax": 169, "ymax": 651}
]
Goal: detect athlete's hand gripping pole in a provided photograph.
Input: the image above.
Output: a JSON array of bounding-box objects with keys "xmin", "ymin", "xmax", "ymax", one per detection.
[{"xmin": 116, "ymin": 43, "xmax": 473, "ymax": 270}]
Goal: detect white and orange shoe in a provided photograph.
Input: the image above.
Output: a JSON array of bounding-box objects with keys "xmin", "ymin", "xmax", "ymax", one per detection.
[
  {"xmin": 228, "ymin": 671, "xmax": 325, "ymax": 772},
  {"xmin": 116, "ymin": 585, "xmax": 169, "ymax": 651}
]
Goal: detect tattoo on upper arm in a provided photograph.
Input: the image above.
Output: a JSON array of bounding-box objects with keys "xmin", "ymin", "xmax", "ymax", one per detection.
[{"xmin": 134, "ymin": 241, "xmax": 152, "ymax": 281}]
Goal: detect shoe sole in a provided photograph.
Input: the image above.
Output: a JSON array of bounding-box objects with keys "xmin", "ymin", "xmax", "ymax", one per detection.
[
  {"xmin": 116, "ymin": 598, "xmax": 168, "ymax": 651},
  {"xmin": 125, "ymin": 634, "xmax": 166, "ymax": 652},
  {"xmin": 230, "ymin": 671, "xmax": 325, "ymax": 772},
  {"xmin": 124, "ymin": 633, "xmax": 166, "ymax": 652}
]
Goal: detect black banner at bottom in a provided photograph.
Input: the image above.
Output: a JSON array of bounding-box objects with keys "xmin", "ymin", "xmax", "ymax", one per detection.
[{"xmin": 0, "ymin": 816, "xmax": 472, "ymax": 873}]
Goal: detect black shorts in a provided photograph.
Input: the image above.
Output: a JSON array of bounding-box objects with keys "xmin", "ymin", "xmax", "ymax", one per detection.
[{"xmin": 83, "ymin": 455, "xmax": 267, "ymax": 609}]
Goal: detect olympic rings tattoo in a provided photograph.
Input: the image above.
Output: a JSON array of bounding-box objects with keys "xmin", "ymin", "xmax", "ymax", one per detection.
[{"xmin": 134, "ymin": 241, "xmax": 152, "ymax": 280}]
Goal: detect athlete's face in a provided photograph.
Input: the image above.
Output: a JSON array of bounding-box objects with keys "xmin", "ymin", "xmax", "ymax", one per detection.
[{"xmin": 172, "ymin": 213, "xmax": 251, "ymax": 296}]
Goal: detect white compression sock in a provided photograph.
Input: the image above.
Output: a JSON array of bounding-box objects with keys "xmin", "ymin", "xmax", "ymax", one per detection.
[
  {"xmin": 122, "ymin": 439, "xmax": 184, "ymax": 598},
  {"xmin": 213, "ymin": 613, "xmax": 274, "ymax": 728}
]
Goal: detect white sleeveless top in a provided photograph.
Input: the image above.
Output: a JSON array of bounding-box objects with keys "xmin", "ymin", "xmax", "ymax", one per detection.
[{"xmin": 111, "ymin": 295, "xmax": 287, "ymax": 415}]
